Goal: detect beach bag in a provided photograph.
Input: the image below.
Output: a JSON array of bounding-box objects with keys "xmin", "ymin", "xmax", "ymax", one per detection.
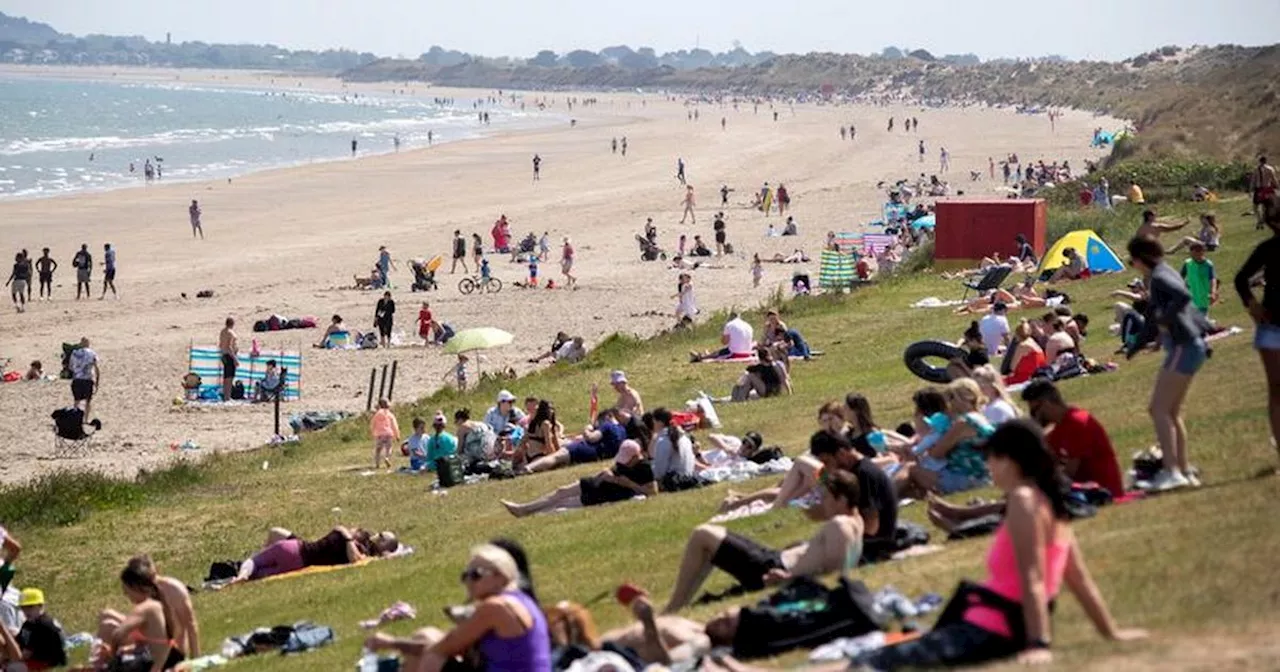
[
  {"xmin": 748, "ymin": 446, "xmax": 785, "ymax": 465},
  {"xmin": 253, "ymin": 320, "xmax": 269, "ymax": 333},
  {"xmin": 730, "ymin": 577, "xmax": 883, "ymax": 660},
  {"xmin": 205, "ymin": 560, "xmax": 242, "ymax": 583},
  {"xmin": 230, "ymin": 381, "xmax": 246, "ymax": 400},
  {"xmin": 436, "ymin": 454, "xmax": 464, "ymax": 488}
]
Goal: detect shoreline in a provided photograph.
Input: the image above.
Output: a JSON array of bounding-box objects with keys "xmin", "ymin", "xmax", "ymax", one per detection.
[{"xmin": 0, "ymin": 70, "xmax": 1120, "ymax": 484}]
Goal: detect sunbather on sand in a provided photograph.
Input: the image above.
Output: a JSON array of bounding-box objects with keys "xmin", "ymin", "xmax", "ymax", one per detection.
[{"xmin": 228, "ymin": 526, "xmax": 399, "ymax": 583}]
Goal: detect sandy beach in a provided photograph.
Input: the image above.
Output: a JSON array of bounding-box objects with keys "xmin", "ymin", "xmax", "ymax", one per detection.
[{"xmin": 0, "ymin": 67, "xmax": 1120, "ymax": 484}]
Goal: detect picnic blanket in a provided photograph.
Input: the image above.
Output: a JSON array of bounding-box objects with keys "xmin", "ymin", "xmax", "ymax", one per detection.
[{"xmin": 189, "ymin": 346, "xmax": 302, "ymax": 401}]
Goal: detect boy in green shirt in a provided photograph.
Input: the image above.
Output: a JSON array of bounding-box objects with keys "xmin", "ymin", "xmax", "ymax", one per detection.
[{"xmin": 1180, "ymin": 242, "xmax": 1219, "ymax": 316}]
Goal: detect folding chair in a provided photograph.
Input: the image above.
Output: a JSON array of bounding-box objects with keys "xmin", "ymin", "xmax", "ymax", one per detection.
[
  {"xmin": 960, "ymin": 265, "xmax": 1013, "ymax": 300},
  {"xmin": 50, "ymin": 407, "xmax": 99, "ymax": 459}
]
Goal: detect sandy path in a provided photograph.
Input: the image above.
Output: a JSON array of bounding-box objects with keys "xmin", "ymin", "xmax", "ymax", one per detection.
[{"xmin": 0, "ymin": 69, "xmax": 1119, "ymax": 483}]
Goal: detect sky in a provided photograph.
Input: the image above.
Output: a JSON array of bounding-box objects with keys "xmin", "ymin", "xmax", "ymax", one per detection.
[{"xmin": 3, "ymin": 0, "xmax": 1278, "ymax": 62}]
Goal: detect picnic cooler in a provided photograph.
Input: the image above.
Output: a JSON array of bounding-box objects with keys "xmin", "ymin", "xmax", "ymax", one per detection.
[{"xmin": 436, "ymin": 454, "xmax": 464, "ymax": 488}]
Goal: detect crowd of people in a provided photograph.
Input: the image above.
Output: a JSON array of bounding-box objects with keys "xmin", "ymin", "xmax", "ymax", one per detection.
[{"xmin": 6, "ymin": 243, "xmax": 119, "ymax": 312}]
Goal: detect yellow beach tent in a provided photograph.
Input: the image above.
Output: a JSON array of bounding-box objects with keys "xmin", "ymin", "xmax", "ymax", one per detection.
[{"xmin": 1039, "ymin": 229, "xmax": 1124, "ymax": 274}]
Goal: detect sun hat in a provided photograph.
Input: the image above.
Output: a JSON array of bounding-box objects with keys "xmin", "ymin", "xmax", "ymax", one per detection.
[
  {"xmin": 496, "ymin": 390, "xmax": 516, "ymax": 403},
  {"xmin": 610, "ymin": 370, "xmax": 627, "ymax": 385},
  {"xmin": 18, "ymin": 588, "xmax": 45, "ymax": 607}
]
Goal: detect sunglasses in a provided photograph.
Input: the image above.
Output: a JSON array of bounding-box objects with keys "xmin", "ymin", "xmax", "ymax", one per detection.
[{"xmin": 460, "ymin": 566, "xmax": 495, "ymax": 584}]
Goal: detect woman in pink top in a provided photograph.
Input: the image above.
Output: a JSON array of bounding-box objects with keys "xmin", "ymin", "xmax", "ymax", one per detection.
[
  {"xmin": 370, "ymin": 398, "xmax": 400, "ymax": 469},
  {"xmin": 844, "ymin": 420, "xmax": 1147, "ymax": 669}
]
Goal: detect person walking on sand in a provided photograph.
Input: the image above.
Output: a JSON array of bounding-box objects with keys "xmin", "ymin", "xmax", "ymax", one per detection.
[
  {"xmin": 676, "ymin": 158, "xmax": 686, "ymax": 186},
  {"xmin": 612, "ymin": 137, "xmax": 618, "ymax": 154},
  {"xmin": 72, "ymin": 243, "xmax": 92, "ymax": 300},
  {"xmin": 35, "ymin": 247, "xmax": 56, "ymax": 300},
  {"xmin": 377, "ymin": 245, "xmax": 398, "ymax": 287},
  {"xmin": 720, "ymin": 184, "xmax": 733, "ymax": 207},
  {"xmin": 940, "ymin": 147, "xmax": 950, "ymax": 173},
  {"xmin": 451, "ymin": 230, "xmax": 469, "ymax": 274},
  {"xmin": 621, "ymin": 136, "xmax": 628, "ymax": 156},
  {"xmin": 189, "ymin": 200, "xmax": 203, "ymax": 239},
  {"xmin": 69, "ymin": 337, "xmax": 100, "ymax": 420},
  {"xmin": 539, "ymin": 231, "xmax": 551, "ymax": 262},
  {"xmin": 375, "ymin": 291, "xmax": 396, "ymax": 348},
  {"xmin": 219, "ymin": 317, "xmax": 238, "ymax": 401},
  {"xmin": 918, "ymin": 139, "xmax": 926, "ymax": 163},
  {"xmin": 100, "ymin": 243, "xmax": 117, "ymax": 299},
  {"xmin": 713, "ymin": 212, "xmax": 727, "ymax": 256},
  {"xmin": 776, "ymin": 184, "xmax": 790, "ymax": 216},
  {"xmin": 751, "ymin": 254, "xmax": 764, "ymax": 288},
  {"xmin": 6, "ymin": 252, "xmax": 29, "ymax": 313},
  {"xmin": 989, "ymin": 157, "xmax": 996, "ymax": 181},
  {"xmin": 675, "ymin": 273, "xmax": 697, "ymax": 324},
  {"xmin": 470, "ymin": 233, "xmax": 484, "ymax": 268},
  {"xmin": 532, "ymin": 154, "xmax": 542, "ymax": 182},
  {"xmin": 351, "ymin": 138, "xmax": 358, "ymax": 156},
  {"xmin": 840, "ymin": 126, "xmax": 846, "ymax": 141},
  {"xmin": 887, "ymin": 116, "xmax": 894, "ymax": 132},
  {"xmin": 680, "ymin": 185, "xmax": 697, "ymax": 224},
  {"xmin": 561, "ymin": 237, "xmax": 576, "ymax": 288},
  {"xmin": 370, "ymin": 398, "xmax": 400, "ymax": 469}
]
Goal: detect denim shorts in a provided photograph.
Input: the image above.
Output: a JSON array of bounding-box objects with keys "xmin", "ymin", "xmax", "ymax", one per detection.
[
  {"xmin": 1256, "ymin": 323, "xmax": 1280, "ymax": 351},
  {"xmin": 936, "ymin": 468, "xmax": 985, "ymax": 495},
  {"xmin": 1161, "ymin": 334, "xmax": 1207, "ymax": 375}
]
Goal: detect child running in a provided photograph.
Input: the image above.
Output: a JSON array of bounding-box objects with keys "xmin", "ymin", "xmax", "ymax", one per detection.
[
  {"xmin": 418, "ymin": 302, "xmax": 436, "ymax": 345},
  {"xmin": 751, "ymin": 254, "xmax": 764, "ymax": 288},
  {"xmin": 370, "ymin": 398, "xmax": 400, "ymax": 469}
]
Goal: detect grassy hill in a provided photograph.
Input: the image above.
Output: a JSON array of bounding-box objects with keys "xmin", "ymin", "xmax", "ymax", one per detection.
[
  {"xmin": 4, "ymin": 197, "xmax": 1278, "ymax": 669},
  {"xmin": 347, "ymin": 45, "xmax": 1280, "ymax": 163}
]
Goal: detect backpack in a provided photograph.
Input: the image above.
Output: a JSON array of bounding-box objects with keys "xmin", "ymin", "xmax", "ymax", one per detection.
[
  {"xmin": 205, "ymin": 560, "xmax": 242, "ymax": 582},
  {"xmin": 230, "ymin": 381, "xmax": 246, "ymax": 400},
  {"xmin": 436, "ymin": 454, "xmax": 464, "ymax": 488},
  {"xmin": 730, "ymin": 577, "xmax": 883, "ymax": 660}
]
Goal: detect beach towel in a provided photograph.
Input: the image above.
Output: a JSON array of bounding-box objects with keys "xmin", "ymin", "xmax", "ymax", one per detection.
[
  {"xmin": 206, "ymin": 545, "xmax": 415, "ymax": 590},
  {"xmin": 189, "ymin": 346, "xmax": 302, "ymax": 401},
  {"xmin": 831, "ymin": 232, "xmax": 864, "ymax": 254},
  {"xmin": 819, "ymin": 249, "xmax": 855, "ymax": 289},
  {"xmin": 883, "ymin": 202, "xmax": 910, "ymax": 223},
  {"xmin": 862, "ymin": 233, "xmax": 898, "ymax": 256}
]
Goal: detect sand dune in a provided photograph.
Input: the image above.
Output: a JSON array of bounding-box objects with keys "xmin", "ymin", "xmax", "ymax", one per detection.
[{"xmin": 0, "ymin": 68, "xmax": 1119, "ymax": 483}]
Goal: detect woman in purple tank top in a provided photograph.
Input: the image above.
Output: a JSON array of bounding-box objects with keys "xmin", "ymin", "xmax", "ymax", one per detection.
[{"xmin": 365, "ymin": 544, "xmax": 551, "ymax": 672}]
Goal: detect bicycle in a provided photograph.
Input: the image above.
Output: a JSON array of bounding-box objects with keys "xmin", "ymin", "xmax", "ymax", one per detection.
[{"xmin": 458, "ymin": 274, "xmax": 503, "ymax": 295}]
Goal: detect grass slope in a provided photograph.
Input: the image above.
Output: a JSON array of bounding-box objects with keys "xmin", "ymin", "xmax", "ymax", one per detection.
[{"xmin": 6, "ymin": 199, "xmax": 1280, "ymax": 670}]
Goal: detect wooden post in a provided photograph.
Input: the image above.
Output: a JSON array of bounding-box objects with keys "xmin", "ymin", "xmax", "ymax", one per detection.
[
  {"xmin": 377, "ymin": 363, "xmax": 389, "ymax": 401},
  {"xmin": 366, "ymin": 367, "xmax": 377, "ymax": 412},
  {"xmin": 274, "ymin": 371, "xmax": 283, "ymax": 437},
  {"xmin": 387, "ymin": 360, "xmax": 398, "ymax": 401}
]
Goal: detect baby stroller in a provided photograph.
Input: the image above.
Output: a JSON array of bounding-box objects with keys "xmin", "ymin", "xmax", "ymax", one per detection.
[
  {"xmin": 636, "ymin": 234, "xmax": 667, "ymax": 262},
  {"xmin": 51, "ymin": 406, "xmax": 101, "ymax": 459},
  {"xmin": 410, "ymin": 256, "xmax": 441, "ymax": 292}
]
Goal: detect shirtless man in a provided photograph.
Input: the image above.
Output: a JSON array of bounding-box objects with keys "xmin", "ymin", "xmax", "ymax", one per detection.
[
  {"xmin": 96, "ymin": 554, "xmax": 201, "ymax": 662},
  {"xmin": 1252, "ymin": 156, "xmax": 1278, "ymax": 230},
  {"xmin": 34, "ymin": 247, "xmax": 57, "ymax": 300},
  {"xmin": 219, "ymin": 317, "xmax": 238, "ymax": 400},
  {"xmin": 680, "ymin": 185, "xmax": 696, "ymax": 224},
  {"xmin": 1135, "ymin": 208, "xmax": 1188, "ymax": 241},
  {"xmin": 609, "ymin": 370, "xmax": 644, "ymax": 423},
  {"xmin": 600, "ymin": 596, "xmax": 715, "ymax": 666},
  {"xmin": 662, "ymin": 467, "xmax": 864, "ymax": 613},
  {"xmin": 189, "ymin": 200, "xmax": 203, "ymax": 239}
]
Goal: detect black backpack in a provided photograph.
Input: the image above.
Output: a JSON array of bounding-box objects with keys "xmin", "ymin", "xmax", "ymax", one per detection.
[{"xmin": 730, "ymin": 577, "xmax": 883, "ymax": 660}]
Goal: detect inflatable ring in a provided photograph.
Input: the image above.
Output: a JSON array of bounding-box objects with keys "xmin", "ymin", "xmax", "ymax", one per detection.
[{"xmin": 903, "ymin": 340, "xmax": 966, "ymax": 384}]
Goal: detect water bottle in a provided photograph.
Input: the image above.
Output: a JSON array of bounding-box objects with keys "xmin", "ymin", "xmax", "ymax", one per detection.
[{"xmin": 357, "ymin": 648, "xmax": 379, "ymax": 672}]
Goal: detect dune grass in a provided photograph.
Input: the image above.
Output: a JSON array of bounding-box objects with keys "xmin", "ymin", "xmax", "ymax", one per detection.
[{"xmin": 5, "ymin": 198, "xmax": 1279, "ymax": 670}]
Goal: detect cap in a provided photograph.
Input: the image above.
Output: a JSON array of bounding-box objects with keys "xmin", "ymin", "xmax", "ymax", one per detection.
[
  {"xmin": 18, "ymin": 588, "xmax": 45, "ymax": 607},
  {"xmin": 610, "ymin": 370, "xmax": 627, "ymax": 385},
  {"xmin": 496, "ymin": 390, "xmax": 516, "ymax": 403}
]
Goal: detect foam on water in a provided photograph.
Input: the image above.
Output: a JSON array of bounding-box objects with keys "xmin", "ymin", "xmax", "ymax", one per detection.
[{"xmin": 0, "ymin": 76, "xmax": 554, "ymax": 200}]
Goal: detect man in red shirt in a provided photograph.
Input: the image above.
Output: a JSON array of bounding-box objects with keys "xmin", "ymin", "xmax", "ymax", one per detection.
[{"xmin": 1021, "ymin": 380, "xmax": 1125, "ymax": 496}]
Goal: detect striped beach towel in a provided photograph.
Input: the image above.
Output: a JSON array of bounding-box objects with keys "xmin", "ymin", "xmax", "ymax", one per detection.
[
  {"xmin": 862, "ymin": 233, "xmax": 898, "ymax": 256},
  {"xmin": 831, "ymin": 232, "xmax": 864, "ymax": 254},
  {"xmin": 819, "ymin": 249, "xmax": 855, "ymax": 289},
  {"xmin": 189, "ymin": 346, "xmax": 302, "ymax": 401}
]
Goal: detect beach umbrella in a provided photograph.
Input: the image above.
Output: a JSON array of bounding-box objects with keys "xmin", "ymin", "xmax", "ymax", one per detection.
[{"xmin": 443, "ymin": 327, "xmax": 514, "ymax": 355}]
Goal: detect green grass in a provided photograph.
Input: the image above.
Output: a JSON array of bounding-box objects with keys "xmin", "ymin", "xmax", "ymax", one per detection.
[{"xmin": 6, "ymin": 197, "xmax": 1279, "ymax": 670}]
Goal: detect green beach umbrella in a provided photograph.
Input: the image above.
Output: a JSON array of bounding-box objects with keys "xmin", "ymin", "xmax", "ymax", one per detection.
[{"xmin": 443, "ymin": 327, "xmax": 514, "ymax": 355}]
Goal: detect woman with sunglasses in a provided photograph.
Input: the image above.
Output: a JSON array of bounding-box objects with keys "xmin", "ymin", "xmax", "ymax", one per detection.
[
  {"xmin": 1125, "ymin": 236, "xmax": 1212, "ymax": 491},
  {"xmin": 366, "ymin": 544, "xmax": 550, "ymax": 672}
]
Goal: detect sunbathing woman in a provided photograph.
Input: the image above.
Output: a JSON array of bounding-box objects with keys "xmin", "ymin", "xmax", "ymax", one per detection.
[
  {"xmin": 663, "ymin": 468, "xmax": 864, "ymax": 613},
  {"xmin": 229, "ymin": 526, "xmax": 399, "ymax": 583},
  {"xmin": 1006, "ymin": 320, "xmax": 1048, "ymax": 385},
  {"xmin": 91, "ymin": 556, "xmax": 190, "ymax": 671},
  {"xmin": 502, "ymin": 439, "xmax": 655, "ymax": 517},
  {"xmin": 365, "ymin": 544, "xmax": 551, "ymax": 672},
  {"xmin": 514, "ymin": 400, "xmax": 562, "ymax": 467},
  {"xmin": 717, "ymin": 402, "xmax": 850, "ymax": 513},
  {"xmin": 708, "ymin": 421, "xmax": 1147, "ymax": 672},
  {"xmin": 314, "ymin": 314, "xmax": 346, "ymax": 348}
]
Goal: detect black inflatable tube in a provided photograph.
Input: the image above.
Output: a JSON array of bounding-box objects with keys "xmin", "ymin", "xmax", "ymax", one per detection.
[{"xmin": 904, "ymin": 340, "xmax": 967, "ymax": 384}]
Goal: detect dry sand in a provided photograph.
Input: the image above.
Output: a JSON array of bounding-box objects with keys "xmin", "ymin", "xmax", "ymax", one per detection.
[{"xmin": 0, "ymin": 67, "xmax": 1120, "ymax": 484}]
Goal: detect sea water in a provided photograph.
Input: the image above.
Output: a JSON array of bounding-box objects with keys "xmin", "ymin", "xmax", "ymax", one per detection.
[{"xmin": 0, "ymin": 75, "xmax": 547, "ymax": 199}]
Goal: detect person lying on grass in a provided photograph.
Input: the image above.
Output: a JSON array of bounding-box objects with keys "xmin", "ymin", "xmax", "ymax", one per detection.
[
  {"xmin": 88, "ymin": 555, "xmax": 199, "ymax": 671},
  {"xmin": 547, "ymin": 592, "xmax": 737, "ymax": 667},
  {"xmin": 229, "ymin": 526, "xmax": 400, "ymax": 583},
  {"xmin": 366, "ymin": 544, "xmax": 550, "ymax": 672},
  {"xmin": 707, "ymin": 420, "xmax": 1147, "ymax": 672},
  {"xmin": 502, "ymin": 439, "xmax": 656, "ymax": 517},
  {"xmin": 718, "ymin": 401, "xmax": 907, "ymax": 513},
  {"xmin": 524, "ymin": 408, "xmax": 625, "ymax": 474},
  {"xmin": 661, "ymin": 466, "xmax": 865, "ymax": 614}
]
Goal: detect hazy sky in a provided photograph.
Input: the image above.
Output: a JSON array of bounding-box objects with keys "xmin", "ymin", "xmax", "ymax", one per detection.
[{"xmin": 4, "ymin": 0, "xmax": 1277, "ymax": 62}]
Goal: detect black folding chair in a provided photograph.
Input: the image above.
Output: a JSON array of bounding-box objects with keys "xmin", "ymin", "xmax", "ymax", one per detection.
[{"xmin": 961, "ymin": 265, "xmax": 1014, "ymax": 300}]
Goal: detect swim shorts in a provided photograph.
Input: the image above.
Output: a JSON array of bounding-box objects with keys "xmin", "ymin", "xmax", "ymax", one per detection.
[
  {"xmin": 71, "ymin": 378, "xmax": 95, "ymax": 401},
  {"xmin": 711, "ymin": 532, "xmax": 784, "ymax": 591},
  {"xmin": 221, "ymin": 353, "xmax": 238, "ymax": 378},
  {"xmin": 1255, "ymin": 323, "xmax": 1280, "ymax": 351}
]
